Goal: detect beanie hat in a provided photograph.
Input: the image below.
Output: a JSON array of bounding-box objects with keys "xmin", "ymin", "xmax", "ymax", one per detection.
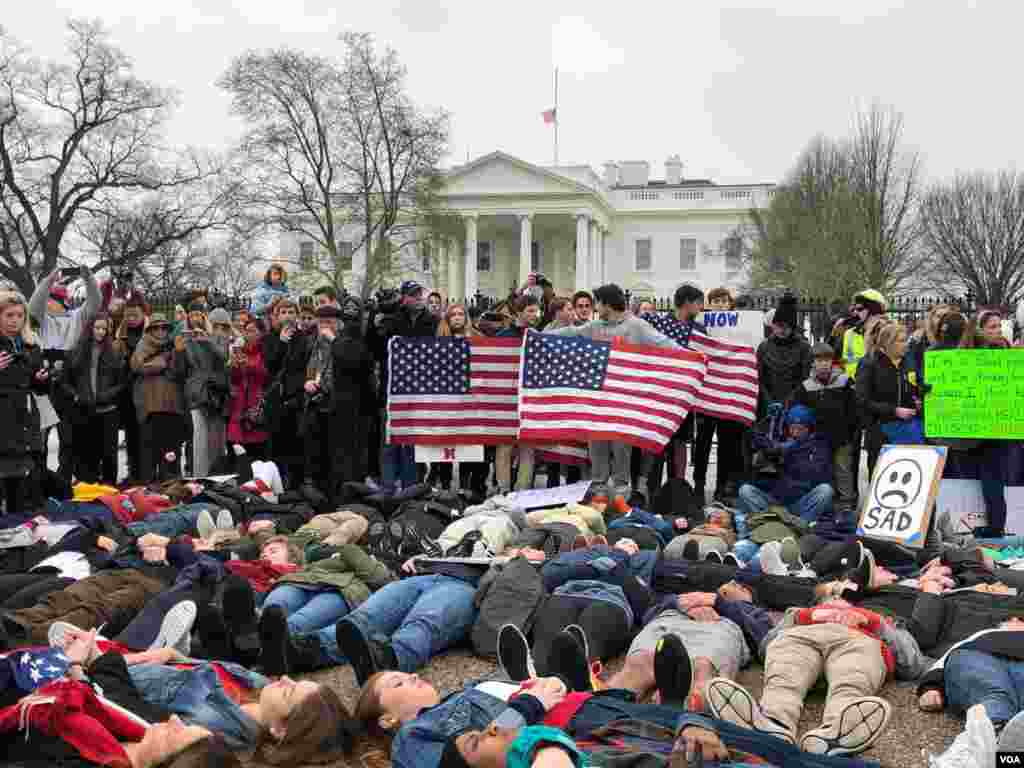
[
  {"xmin": 49, "ymin": 284, "xmax": 69, "ymax": 304},
  {"xmin": 811, "ymin": 342, "xmax": 834, "ymax": 359},
  {"xmin": 439, "ymin": 736, "xmax": 473, "ymax": 768},
  {"xmin": 400, "ymin": 280, "xmax": 424, "ymax": 297},
  {"xmin": 773, "ymin": 294, "xmax": 798, "ymax": 328},
  {"xmin": 784, "ymin": 404, "xmax": 815, "ymax": 427},
  {"xmin": 208, "ymin": 307, "xmax": 231, "ymax": 325},
  {"xmin": 854, "ymin": 289, "xmax": 887, "ymax": 316}
]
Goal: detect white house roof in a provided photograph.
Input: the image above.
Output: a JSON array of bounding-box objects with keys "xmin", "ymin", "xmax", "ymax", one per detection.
[{"xmin": 442, "ymin": 151, "xmax": 606, "ymax": 199}]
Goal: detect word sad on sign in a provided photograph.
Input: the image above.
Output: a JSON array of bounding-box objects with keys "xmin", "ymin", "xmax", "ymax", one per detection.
[{"xmin": 857, "ymin": 444, "xmax": 947, "ymax": 548}]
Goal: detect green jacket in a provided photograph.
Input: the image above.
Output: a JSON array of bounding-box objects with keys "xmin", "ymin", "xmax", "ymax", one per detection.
[{"xmin": 275, "ymin": 543, "xmax": 394, "ymax": 608}]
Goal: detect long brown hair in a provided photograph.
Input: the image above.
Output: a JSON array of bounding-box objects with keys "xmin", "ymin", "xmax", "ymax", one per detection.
[
  {"xmin": 158, "ymin": 735, "xmax": 242, "ymax": 768},
  {"xmin": 251, "ymin": 684, "xmax": 354, "ymax": 765},
  {"xmin": 437, "ymin": 304, "xmax": 476, "ymax": 337}
]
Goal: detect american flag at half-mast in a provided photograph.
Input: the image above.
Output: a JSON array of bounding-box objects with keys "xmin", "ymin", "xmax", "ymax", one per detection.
[
  {"xmin": 518, "ymin": 330, "xmax": 707, "ymax": 454},
  {"xmin": 386, "ymin": 336, "xmax": 520, "ymax": 445},
  {"xmin": 642, "ymin": 312, "xmax": 759, "ymax": 425}
]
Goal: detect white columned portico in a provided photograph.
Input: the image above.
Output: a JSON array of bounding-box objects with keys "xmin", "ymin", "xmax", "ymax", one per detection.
[
  {"xmin": 589, "ymin": 219, "xmax": 600, "ymax": 288},
  {"xmin": 598, "ymin": 227, "xmax": 607, "ymax": 283},
  {"xmin": 519, "ymin": 213, "xmax": 533, "ymax": 286},
  {"xmin": 464, "ymin": 214, "xmax": 479, "ymax": 300},
  {"xmin": 575, "ymin": 213, "xmax": 590, "ymax": 291}
]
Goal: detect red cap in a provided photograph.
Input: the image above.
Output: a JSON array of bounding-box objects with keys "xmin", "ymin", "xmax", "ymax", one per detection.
[{"xmin": 49, "ymin": 285, "xmax": 69, "ymax": 302}]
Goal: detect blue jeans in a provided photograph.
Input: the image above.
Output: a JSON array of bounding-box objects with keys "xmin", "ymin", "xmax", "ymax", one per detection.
[
  {"xmin": 382, "ymin": 444, "xmax": 417, "ymax": 491},
  {"xmin": 340, "ymin": 574, "xmax": 477, "ymax": 672},
  {"xmin": 735, "ymin": 539, "xmax": 761, "ymax": 565},
  {"xmin": 125, "ymin": 503, "xmax": 213, "ymax": 539},
  {"xmin": 262, "ymin": 584, "xmax": 350, "ymax": 634},
  {"xmin": 737, "ymin": 483, "xmax": 834, "ymax": 528},
  {"xmin": 945, "ymin": 649, "xmax": 1024, "ymax": 725}
]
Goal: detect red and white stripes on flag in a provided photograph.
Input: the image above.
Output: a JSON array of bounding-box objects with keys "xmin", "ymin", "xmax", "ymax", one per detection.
[
  {"xmin": 386, "ymin": 336, "xmax": 521, "ymax": 445},
  {"xmin": 518, "ymin": 332, "xmax": 708, "ymax": 454},
  {"xmin": 686, "ymin": 330, "xmax": 759, "ymax": 425}
]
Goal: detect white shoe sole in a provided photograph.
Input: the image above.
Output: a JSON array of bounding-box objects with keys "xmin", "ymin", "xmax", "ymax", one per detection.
[
  {"xmin": 800, "ymin": 697, "xmax": 891, "ymax": 756},
  {"xmin": 706, "ymin": 677, "xmax": 794, "ymax": 744},
  {"xmin": 149, "ymin": 601, "xmax": 197, "ymax": 655},
  {"xmin": 497, "ymin": 623, "xmax": 536, "ymax": 681}
]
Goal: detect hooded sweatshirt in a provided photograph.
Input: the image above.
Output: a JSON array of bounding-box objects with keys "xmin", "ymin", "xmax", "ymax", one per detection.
[{"xmin": 27, "ymin": 269, "xmax": 101, "ymax": 355}]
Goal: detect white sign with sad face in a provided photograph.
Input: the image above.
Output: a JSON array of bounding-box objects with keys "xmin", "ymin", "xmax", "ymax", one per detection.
[{"xmin": 858, "ymin": 445, "xmax": 948, "ymax": 548}]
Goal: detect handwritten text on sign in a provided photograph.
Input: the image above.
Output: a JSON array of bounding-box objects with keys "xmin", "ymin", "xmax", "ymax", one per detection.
[
  {"xmin": 924, "ymin": 350, "xmax": 1024, "ymax": 440},
  {"xmin": 700, "ymin": 310, "xmax": 763, "ymax": 347}
]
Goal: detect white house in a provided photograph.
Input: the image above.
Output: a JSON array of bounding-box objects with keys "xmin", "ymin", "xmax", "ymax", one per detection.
[{"xmin": 280, "ymin": 151, "xmax": 775, "ymax": 300}]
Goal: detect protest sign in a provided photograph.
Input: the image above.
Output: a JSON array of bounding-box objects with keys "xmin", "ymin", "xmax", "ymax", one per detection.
[
  {"xmin": 700, "ymin": 310, "xmax": 763, "ymax": 347},
  {"xmin": 504, "ymin": 480, "xmax": 592, "ymax": 510},
  {"xmin": 924, "ymin": 349, "xmax": 1024, "ymax": 440},
  {"xmin": 857, "ymin": 444, "xmax": 947, "ymax": 548},
  {"xmin": 414, "ymin": 445, "xmax": 484, "ymax": 463},
  {"xmin": 935, "ymin": 480, "xmax": 1024, "ymax": 536}
]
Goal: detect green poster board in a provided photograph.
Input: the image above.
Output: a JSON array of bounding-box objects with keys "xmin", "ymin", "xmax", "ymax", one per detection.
[{"xmin": 924, "ymin": 349, "xmax": 1024, "ymax": 439}]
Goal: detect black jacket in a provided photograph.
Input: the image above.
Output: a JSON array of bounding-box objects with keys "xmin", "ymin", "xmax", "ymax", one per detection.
[
  {"xmin": 792, "ymin": 369, "xmax": 858, "ymax": 449},
  {"xmin": 367, "ymin": 306, "xmax": 439, "ymax": 402},
  {"xmin": 265, "ymin": 329, "xmax": 316, "ymax": 406},
  {"xmin": 855, "ymin": 350, "xmax": 918, "ymax": 439},
  {"xmin": 0, "ymin": 336, "xmax": 45, "ymax": 465},
  {"xmin": 756, "ymin": 334, "xmax": 812, "ymax": 408},
  {"xmin": 179, "ymin": 336, "xmax": 229, "ymax": 412},
  {"xmin": 61, "ymin": 343, "xmax": 127, "ymax": 413}
]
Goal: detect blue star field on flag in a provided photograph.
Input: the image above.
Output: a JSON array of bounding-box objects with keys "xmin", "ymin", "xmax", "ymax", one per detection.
[{"xmin": 522, "ymin": 333, "xmax": 610, "ymax": 390}]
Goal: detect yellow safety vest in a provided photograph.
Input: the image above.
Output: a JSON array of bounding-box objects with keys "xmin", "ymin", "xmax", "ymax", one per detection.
[{"xmin": 842, "ymin": 327, "xmax": 866, "ymax": 379}]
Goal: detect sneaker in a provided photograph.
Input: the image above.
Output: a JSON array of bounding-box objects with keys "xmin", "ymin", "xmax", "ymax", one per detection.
[
  {"xmin": 800, "ymin": 696, "xmax": 891, "ymax": 756},
  {"xmin": 215, "ymin": 509, "xmax": 234, "ymax": 530},
  {"xmin": 722, "ymin": 552, "xmax": 743, "ymax": 568},
  {"xmin": 653, "ymin": 634, "xmax": 692, "ymax": 710},
  {"xmin": 497, "ymin": 624, "xmax": 536, "ymax": 681},
  {"xmin": 196, "ymin": 605, "xmax": 233, "ymax": 660},
  {"xmin": 196, "ymin": 509, "xmax": 216, "ymax": 540},
  {"xmin": 926, "ymin": 703, "xmax": 996, "ymax": 767},
  {"xmin": 547, "ymin": 630, "xmax": 592, "ymax": 693},
  {"xmin": 706, "ymin": 677, "xmax": 794, "ymax": 744},
  {"xmin": 758, "ymin": 541, "xmax": 789, "ymax": 577},
  {"xmin": 258, "ymin": 606, "xmax": 292, "ymax": 677},
  {"xmin": 48, "ymin": 621, "xmax": 107, "ymax": 649},
  {"xmin": 704, "ymin": 550, "xmax": 724, "ymax": 564},
  {"xmin": 149, "ymin": 600, "xmax": 197, "ymax": 656},
  {"xmin": 682, "ymin": 539, "xmax": 701, "ymax": 561},
  {"xmin": 563, "ymin": 624, "xmax": 590, "ymax": 662},
  {"xmin": 335, "ymin": 619, "xmax": 397, "ymax": 687}
]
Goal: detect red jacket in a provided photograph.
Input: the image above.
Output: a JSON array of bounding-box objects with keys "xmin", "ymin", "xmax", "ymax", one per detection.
[
  {"xmin": 224, "ymin": 559, "xmax": 299, "ymax": 593},
  {"xmin": 796, "ymin": 603, "xmax": 895, "ymax": 676},
  {"xmin": 0, "ymin": 678, "xmax": 144, "ymax": 767},
  {"xmin": 98, "ymin": 488, "xmax": 175, "ymax": 523},
  {"xmin": 227, "ymin": 342, "xmax": 270, "ymax": 444}
]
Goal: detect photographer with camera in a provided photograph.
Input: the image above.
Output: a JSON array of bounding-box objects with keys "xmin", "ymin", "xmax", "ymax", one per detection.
[
  {"xmin": 130, "ymin": 313, "xmax": 187, "ymax": 482},
  {"xmin": 27, "ymin": 265, "xmax": 102, "ymax": 482},
  {"xmin": 368, "ymin": 281, "xmax": 438, "ymax": 492},
  {"xmin": 735, "ymin": 404, "xmax": 834, "ymax": 562},
  {"xmin": 299, "ymin": 300, "xmax": 374, "ymax": 507}
]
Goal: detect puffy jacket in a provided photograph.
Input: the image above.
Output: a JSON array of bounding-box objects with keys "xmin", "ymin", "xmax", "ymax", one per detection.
[
  {"xmin": 757, "ymin": 432, "xmax": 832, "ymax": 504},
  {"xmin": 792, "ymin": 369, "xmax": 857, "ymax": 449},
  {"xmin": 250, "ymin": 280, "xmax": 289, "ymax": 317},
  {"xmin": 61, "ymin": 343, "xmax": 127, "ymax": 415}
]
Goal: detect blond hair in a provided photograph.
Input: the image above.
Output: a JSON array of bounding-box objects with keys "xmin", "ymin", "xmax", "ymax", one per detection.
[
  {"xmin": 0, "ymin": 290, "xmax": 38, "ymax": 346},
  {"xmin": 876, "ymin": 321, "xmax": 908, "ymax": 359}
]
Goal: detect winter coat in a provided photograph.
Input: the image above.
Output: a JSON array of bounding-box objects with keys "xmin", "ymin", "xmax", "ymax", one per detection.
[
  {"xmin": 227, "ymin": 340, "xmax": 270, "ymax": 444},
  {"xmin": 274, "ymin": 542, "xmax": 394, "ymax": 609},
  {"xmin": 367, "ymin": 306, "xmax": 439, "ymax": 402},
  {"xmin": 756, "ymin": 333, "xmax": 813, "ymax": 408},
  {"xmin": 179, "ymin": 336, "xmax": 229, "ymax": 415},
  {"xmin": 855, "ymin": 350, "xmax": 918, "ymax": 456},
  {"xmin": 250, "ymin": 279, "xmax": 290, "ymax": 317},
  {"xmin": 130, "ymin": 333, "xmax": 186, "ymax": 421},
  {"xmin": 265, "ymin": 328, "xmax": 315, "ymax": 408},
  {"xmin": 0, "ymin": 335, "xmax": 45, "ymax": 477},
  {"xmin": 792, "ymin": 369, "xmax": 858, "ymax": 449},
  {"xmin": 757, "ymin": 432, "xmax": 833, "ymax": 504},
  {"xmin": 61, "ymin": 343, "xmax": 127, "ymax": 419}
]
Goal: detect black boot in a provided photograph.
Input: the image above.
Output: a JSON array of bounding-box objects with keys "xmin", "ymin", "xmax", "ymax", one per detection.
[
  {"xmin": 259, "ymin": 606, "xmax": 292, "ymax": 676},
  {"xmin": 335, "ymin": 619, "xmax": 397, "ymax": 686},
  {"xmin": 290, "ymin": 634, "xmax": 331, "ymax": 673},
  {"xmin": 196, "ymin": 604, "xmax": 234, "ymax": 660}
]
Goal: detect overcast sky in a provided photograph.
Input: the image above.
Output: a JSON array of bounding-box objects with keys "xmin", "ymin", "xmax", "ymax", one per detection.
[{"xmin": 11, "ymin": 1, "xmax": 1021, "ymax": 186}]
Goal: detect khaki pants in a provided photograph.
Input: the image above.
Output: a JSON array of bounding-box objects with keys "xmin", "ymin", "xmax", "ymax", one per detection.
[
  {"xmin": 300, "ymin": 511, "xmax": 369, "ymax": 547},
  {"xmin": 761, "ymin": 623, "xmax": 887, "ymax": 739},
  {"xmin": 8, "ymin": 569, "xmax": 166, "ymax": 645},
  {"xmin": 496, "ymin": 444, "xmax": 535, "ymax": 491}
]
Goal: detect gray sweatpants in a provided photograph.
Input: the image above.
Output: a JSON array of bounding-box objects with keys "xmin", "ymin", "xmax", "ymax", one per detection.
[
  {"xmin": 190, "ymin": 409, "xmax": 226, "ymax": 478},
  {"xmin": 629, "ymin": 608, "xmax": 749, "ymax": 680}
]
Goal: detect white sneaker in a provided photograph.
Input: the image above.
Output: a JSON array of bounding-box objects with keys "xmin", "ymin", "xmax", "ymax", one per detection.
[
  {"xmin": 149, "ymin": 601, "xmax": 197, "ymax": 656},
  {"xmin": 927, "ymin": 704, "xmax": 996, "ymax": 768},
  {"xmin": 196, "ymin": 509, "xmax": 216, "ymax": 540},
  {"xmin": 215, "ymin": 509, "xmax": 234, "ymax": 530},
  {"xmin": 758, "ymin": 541, "xmax": 789, "ymax": 577},
  {"xmin": 48, "ymin": 621, "xmax": 107, "ymax": 649}
]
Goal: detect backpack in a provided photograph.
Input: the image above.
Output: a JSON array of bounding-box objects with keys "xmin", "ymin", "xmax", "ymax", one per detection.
[
  {"xmin": 651, "ymin": 479, "xmax": 703, "ymax": 527},
  {"xmin": 471, "ymin": 556, "xmax": 547, "ymax": 659},
  {"xmin": 509, "ymin": 522, "xmax": 579, "ymax": 559},
  {"xmin": 369, "ymin": 500, "xmax": 452, "ymax": 570}
]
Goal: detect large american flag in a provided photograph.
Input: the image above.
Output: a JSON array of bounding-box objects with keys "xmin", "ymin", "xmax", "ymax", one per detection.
[
  {"xmin": 386, "ymin": 336, "xmax": 520, "ymax": 445},
  {"xmin": 518, "ymin": 330, "xmax": 707, "ymax": 453},
  {"xmin": 642, "ymin": 312, "xmax": 759, "ymax": 425}
]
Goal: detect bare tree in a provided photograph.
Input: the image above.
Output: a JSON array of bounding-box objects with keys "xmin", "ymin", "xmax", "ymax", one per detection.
[
  {"xmin": 919, "ymin": 171, "xmax": 1024, "ymax": 307},
  {"xmin": 199, "ymin": 235, "xmax": 262, "ymax": 300},
  {"xmin": 0, "ymin": 20, "xmax": 213, "ymax": 295},
  {"xmin": 337, "ymin": 32, "xmax": 450, "ymax": 298}
]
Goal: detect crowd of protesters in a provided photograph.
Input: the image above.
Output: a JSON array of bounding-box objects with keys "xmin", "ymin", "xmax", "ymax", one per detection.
[{"xmin": 0, "ymin": 262, "xmax": 1020, "ymax": 768}]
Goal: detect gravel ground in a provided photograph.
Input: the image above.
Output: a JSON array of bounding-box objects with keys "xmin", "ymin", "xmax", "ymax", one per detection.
[{"xmin": 298, "ymin": 648, "xmax": 963, "ymax": 768}]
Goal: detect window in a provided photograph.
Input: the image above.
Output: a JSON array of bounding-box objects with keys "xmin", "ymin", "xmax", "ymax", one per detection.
[
  {"xmin": 476, "ymin": 241, "xmax": 492, "ymax": 272},
  {"xmin": 421, "ymin": 242, "xmax": 432, "ymax": 273},
  {"xmin": 299, "ymin": 241, "xmax": 315, "ymax": 270},
  {"xmin": 531, "ymin": 241, "xmax": 541, "ymax": 273},
  {"xmin": 679, "ymin": 238, "xmax": 697, "ymax": 271},
  {"xmin": 336, "ymin": 241, "xmax": 353, "ymax": 271},
  {"xmin": 634, "ymin": 238, "xmax": 652, "ymax": 271},
  {"xmin": 724, "ymin": 236, "xmax": 743, "ymax": 271}
]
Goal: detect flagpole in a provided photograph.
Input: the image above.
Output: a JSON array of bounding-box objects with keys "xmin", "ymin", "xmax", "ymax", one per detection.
[{"xmin": 553, "ymin": 66, "xmax": 559, "ymax": 166}]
